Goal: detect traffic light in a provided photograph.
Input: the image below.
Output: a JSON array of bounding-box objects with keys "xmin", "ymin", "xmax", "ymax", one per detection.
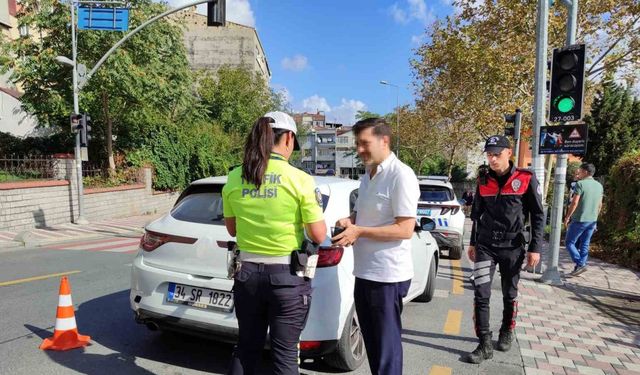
[
  {"xmin": 80, "ymin": 113, "xmax": 92, "ymax": 146},
  {"xmin": 549, "ymin": 44, "xmax": 586, "ymax": 123},
  {"xmin": 207, "ymin": 0, "xmax": 225, "ymax": 27},
  {"xmin": 70, "ymin": 113, "xmax": 82, "ymax": 133},
  {"xmin": 503, "ymin": 108, "xmax": 521, "ymax": 138}
]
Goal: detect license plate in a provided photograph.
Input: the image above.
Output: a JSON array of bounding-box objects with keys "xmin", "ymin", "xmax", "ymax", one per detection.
[
  {"xmin": 417, "ymin": 208, "xmax": 431, "ymax": 216},
  {"xmin": 167, "ymin": 283, "xmax": 234, "ymax": 312}
]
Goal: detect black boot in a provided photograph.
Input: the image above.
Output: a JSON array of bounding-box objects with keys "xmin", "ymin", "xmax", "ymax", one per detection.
[
  {"xmin": 496, "ymin": 330, "xmax": 514, "ymax": 352},
  {"xmin": 466, "ymin": 333, "xmax": 493, "ymax": 364}
]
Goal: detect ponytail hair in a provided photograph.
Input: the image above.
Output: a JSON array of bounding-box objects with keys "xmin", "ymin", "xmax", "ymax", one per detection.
[{"xmin": 241, "ymin": 117, "xmax": 288, "ymax": 189}]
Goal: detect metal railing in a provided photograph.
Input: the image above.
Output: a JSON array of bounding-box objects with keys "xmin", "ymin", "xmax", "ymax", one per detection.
[
  {"xmin": 81, "ymin": 163, "xmax": 143, "ymax": 187},
  {"xmin": 0, "ymin": 155, "xmax": 58, "ymax": 182}
]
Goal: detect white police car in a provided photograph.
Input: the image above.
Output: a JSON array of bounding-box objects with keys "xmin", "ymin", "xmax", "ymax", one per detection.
[
  {"xmin": 416, "ymin": 176, "xmax": 465, "ymax": 259},
  {"xmin": 130, "ymin": 176, "xmax": 440, "ymax": 371}
]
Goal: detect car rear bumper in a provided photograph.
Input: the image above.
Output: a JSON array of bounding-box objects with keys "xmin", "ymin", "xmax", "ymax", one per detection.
[
  {"xmin": 130, "ymin": 254, "xmax": 240, "ymax": 334},
  {"xmin": 130, "ymin": 253, "xmax": 349, "ymax": 344},
  {"xmin": 134, "ymin": 308, "xmax": 238, "ymax": 342},
  {"xmin": 431, "ymin": 230, "xmax": 463, "ymax": 248}
]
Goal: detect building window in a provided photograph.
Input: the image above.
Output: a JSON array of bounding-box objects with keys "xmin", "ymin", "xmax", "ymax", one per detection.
[
  {"xmin": 338, "ymin": 136, "xmax": 350, "ymax": 144},
  {"xmin": 318, "ymin": 149, "xmax": 334, "ymax": 157}
]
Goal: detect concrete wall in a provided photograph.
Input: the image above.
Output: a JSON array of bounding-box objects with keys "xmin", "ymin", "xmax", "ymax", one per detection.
[
  {"xmin": 0, "ymin": 162, "xmax": 179, "ymax": 231},
  {"xmin": 179, "ymin": 9, "xmax": 270, "ymax": 80},
  {"xmin": 0, "ymin": 89, "xmax": 39, "ymax": 137}
]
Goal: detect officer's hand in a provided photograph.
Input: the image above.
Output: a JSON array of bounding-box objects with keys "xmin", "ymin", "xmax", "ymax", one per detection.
[
  {"xmin": 526, "ymin": 252, "xmax": 540, "ymax": 268},
  {"xmin": 563, "ymin": 218, "xmax": 570, "ymax": 227},
  {"xmin": 332, "ymin": 225, "xmax": 360, "ymax": 247},
  {"xmin": 467, "ymin": 246, "xmax": 476, "ymax": 262},
  {"xmin": 335, "ymin": 217, "xmax": 353, "ymax": 228}
]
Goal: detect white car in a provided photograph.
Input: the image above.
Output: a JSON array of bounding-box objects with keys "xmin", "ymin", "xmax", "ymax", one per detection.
[
  {"xmin": 416, "ymin": 176, "xmax": 465, "ymax": 259},
  {"xmin": 130, "ymin": 176, "xmax": 440, "ymax": 371}
]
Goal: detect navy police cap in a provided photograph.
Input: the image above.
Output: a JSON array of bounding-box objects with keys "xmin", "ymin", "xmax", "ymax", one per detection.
[{"xmin": 484, "ymin": 135, "xmax": 511, "ymax": 153}]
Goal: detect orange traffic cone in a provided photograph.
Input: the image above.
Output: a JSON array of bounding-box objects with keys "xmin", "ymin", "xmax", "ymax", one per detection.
[{"xmin": 40, "ymin": 276, "xmax": 90, "ymax": 351}]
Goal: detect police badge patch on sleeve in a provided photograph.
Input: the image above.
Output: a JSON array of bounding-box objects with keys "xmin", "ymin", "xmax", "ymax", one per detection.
[
  {"xmin": 511, "ymin": 179, "xmax": 522, "ymax": 192},
  {"xmin": 315, "ymin": 188, "xmax": 323, "ymax": 207}
]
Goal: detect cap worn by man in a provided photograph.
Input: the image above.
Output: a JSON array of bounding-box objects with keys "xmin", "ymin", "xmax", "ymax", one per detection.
[
  {"xmin": 484, "ymin": 135, "xmax": 511, "ymax": 153},
  {"xmin": 265, "ymin": 111, "xmax": 300, "ymax": 151}
]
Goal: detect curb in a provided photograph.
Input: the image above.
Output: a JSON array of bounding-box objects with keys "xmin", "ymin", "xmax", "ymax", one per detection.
[{"xmin": 0, "ymin": 229, "xmax": 144, "ymax": 251}]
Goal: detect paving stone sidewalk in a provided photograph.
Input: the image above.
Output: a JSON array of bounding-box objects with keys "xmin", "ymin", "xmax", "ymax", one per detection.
[
  {"xmin": 0, "ymin": 213, "xmax": 163, "ymax": 249},
  {"xmin": 517, "ymin": 249, "xmax": 640, "ymax": 375}
]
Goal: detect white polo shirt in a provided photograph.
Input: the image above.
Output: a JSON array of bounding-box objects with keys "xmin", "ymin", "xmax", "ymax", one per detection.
[{"xmin": 353, "ymin": 153, "xmax": 420, "ymax": 283}]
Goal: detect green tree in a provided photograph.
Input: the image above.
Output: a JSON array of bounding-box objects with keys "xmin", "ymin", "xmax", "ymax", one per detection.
[
  {"xmin": 584, "ymin": 79, "xmax": 640, "ymax": 176},
  {"xmin": 355, "ymin": 110, "xmax": 382, "ymax": 121},
  {"xmin": 196, "ymin": 67, "xmax": 286, "ymax": 135},
  {"xmin": 411, "ymin": 0, "xmax": 640, "ymax": 171},
  {"xmin": 1, "ymin": 0, "xmax": 198, "ymax": 171}
]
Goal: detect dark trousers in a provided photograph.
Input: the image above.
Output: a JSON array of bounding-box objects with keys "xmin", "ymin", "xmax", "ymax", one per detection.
[
  {"xmin": 227, "ymin": 262, "xmax": 312, "ymax": 375},
  {"xmin": 354, "ymin": 277, "xmax": 411, "ymax": 375},
  {"xmin": 472, "ymin": 245, "xmax": 525, "ymax": 337}
]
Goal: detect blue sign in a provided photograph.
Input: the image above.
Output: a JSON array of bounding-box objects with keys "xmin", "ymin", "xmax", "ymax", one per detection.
[{"xmin": 77, "ymin": 7, "xmax": 129, "ymax": 31}]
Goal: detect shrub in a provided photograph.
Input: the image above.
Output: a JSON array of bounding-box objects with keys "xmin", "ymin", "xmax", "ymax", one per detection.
[{"xmin": 595, "ymin": 150, "xmax": 640, "ymax": 269}]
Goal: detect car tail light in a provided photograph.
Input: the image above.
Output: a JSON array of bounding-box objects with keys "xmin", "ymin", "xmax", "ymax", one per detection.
[
  {"xmin": 140, "ymin": 230, "xmax": 197, "ymax": 252},
  {"xmin": 317, "ymin": 246, "xmax": 344, "ymax": 268},
  {"xmin": 439, "ymin": 206, "xmax": 460, "ymax": 215},
  {"xmin": 300, "ymin": 341, "xmax": 322, "ymax": 351}
]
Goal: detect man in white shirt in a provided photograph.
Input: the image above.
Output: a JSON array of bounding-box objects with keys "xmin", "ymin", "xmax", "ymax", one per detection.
[{"xmin": 333, "ymin": 117, "xmax": 420, "ymax": 375}]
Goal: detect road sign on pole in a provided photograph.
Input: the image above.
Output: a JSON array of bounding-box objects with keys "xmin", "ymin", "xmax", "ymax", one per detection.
[
  {"xmin": 78, "ymin": 6, "xmax": 129, "ymax": 31},
  {"xmin": 539, "ymin": 124, "xmax": 588, "ymax": 154}
]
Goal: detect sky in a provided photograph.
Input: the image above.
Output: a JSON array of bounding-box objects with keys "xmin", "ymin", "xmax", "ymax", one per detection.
[{"xmin": 167, "ymin": 0, "xmax": 460, "ymax": 125}]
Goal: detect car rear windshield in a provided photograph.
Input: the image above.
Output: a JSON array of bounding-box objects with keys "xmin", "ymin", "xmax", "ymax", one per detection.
[
  {"xmin": 171, "ymin": 184, "xmax": 224, "ymax": 225},
  {"xmin": 171, "ymin": 183, "xmax": 330, "ymax": 225},
  {"xmin": 419, "ymin": 185, "xmax": 453, "ymax": 202}
]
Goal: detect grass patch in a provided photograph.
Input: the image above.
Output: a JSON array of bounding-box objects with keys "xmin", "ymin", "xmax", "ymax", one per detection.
[{"xmin": 0, "ymin": 171, "xmax": 26, "ymax": 182}]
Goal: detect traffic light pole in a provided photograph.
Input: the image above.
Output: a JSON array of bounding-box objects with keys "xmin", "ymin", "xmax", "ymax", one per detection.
[
  {"xmin": 540, "ymin": 0, "xmax": 578, "ymax": 285},
  {"xmin": 514, "ymin": 109, "xmax": 522, "ymax": 166},
  {"xmin": 531, "ymin": 0, "xmax": 549, "ymax": 191},
  {"xmin": 71, "ymin": 2, "xmax": 88, "ymax": 225}
]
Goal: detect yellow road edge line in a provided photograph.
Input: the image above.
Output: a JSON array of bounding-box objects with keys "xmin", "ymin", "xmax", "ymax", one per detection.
[
  {"xmin": 451, "ymin": 259, "xmax": 464, "ymax": 295},
  {"xmin": 443, "ymin": 309, "xmax": 463, "ymax": 335},
  {"xmin": 429, "ymin": 365, "xmax": 452, "ymax": 375},
  {"xmin": 0, "ymin": 270, "xmax": 82, "ymax": 287}
]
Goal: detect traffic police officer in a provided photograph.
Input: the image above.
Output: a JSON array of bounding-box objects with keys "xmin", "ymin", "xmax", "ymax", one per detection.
[
  {"xmin": 222, "ymin": 111, "xmax": 327, "ymax": 375},
  {"xmin": 465, "ymin": 135, "xmax": 544, "ymax": 364}
]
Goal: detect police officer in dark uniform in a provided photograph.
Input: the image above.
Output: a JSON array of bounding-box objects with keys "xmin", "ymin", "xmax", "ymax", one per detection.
[
  {"xmin": 222, "ymin": 111, "xmax": 327, "ymax": 375},
  {"xmin": 465, "ymin": 135, "xmax": 544, "ymax": 364}
]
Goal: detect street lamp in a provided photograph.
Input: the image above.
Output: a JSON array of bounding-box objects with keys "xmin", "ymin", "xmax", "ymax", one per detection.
[
  {"xmin": 379, "ymin": 80, "xmax": 400, "ymax": 155},
  {"xmin": 54, "ymin": 56, "xmax": 74, "ymax": 66}
]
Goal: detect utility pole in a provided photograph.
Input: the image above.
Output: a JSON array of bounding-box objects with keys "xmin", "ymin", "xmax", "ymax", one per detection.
[
  {"xmin": 379, "ymin": 81, "xmax": 400, "ymax": 155},
  {"xmin": 532, "ymin": 0, "xmax": 549, "ymax": 193},
  {"xmin": 540, "ymin": 0, "xmax": 579, "ymax": 285},
  {"xmin": 71, "ymin": 2, "xmax": 88, "ymax": 225}
]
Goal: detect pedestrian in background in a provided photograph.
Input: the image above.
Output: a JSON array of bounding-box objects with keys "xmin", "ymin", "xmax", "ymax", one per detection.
[
  {"xmin": 466, "ymin": 135, "xmax": 544, "ymax": 364},
  {"xmin": 223, "ymin": 111, "xmax": 326, "ymax": 375},
  {"xmin": 332, "ymin": 117, "xmax": 420, "ymax": 375},
  {"xmin": 563, "ymin": 163, "xmax": 603, "ymax": 277},
  {"xmin": 463, "ymin": 190, "xmax": 474, "ymax": 217}
]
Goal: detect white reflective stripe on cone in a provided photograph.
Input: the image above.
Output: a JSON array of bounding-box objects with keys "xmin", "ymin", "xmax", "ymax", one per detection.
[
  {"xmin": 58, "ymin": 294, "xmax": 73, "ymax": 307},
  {"xmin": 55, "ymin": 317, "xmax": 77, "ymax": 331}
]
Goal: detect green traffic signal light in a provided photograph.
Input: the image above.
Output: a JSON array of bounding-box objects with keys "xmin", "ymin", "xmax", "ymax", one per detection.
[{"xmin": 557, "ymin": 96, "xmax": 575, "ymax": 113}]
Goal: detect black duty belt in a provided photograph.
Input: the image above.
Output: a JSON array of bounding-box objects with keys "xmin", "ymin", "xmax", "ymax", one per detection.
[{"xmin": 479, "ymin": 230, "xmax": 521, "ymax": 242}]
